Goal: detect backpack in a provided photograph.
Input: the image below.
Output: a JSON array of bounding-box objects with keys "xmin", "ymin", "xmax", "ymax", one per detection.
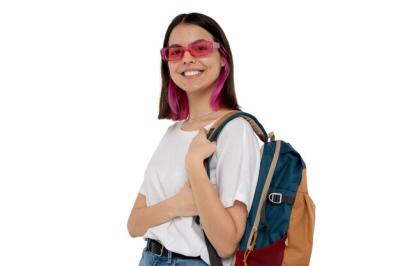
[{"xmin": 194, "ymin": 110, "xmax": 316, "ymax": 266}]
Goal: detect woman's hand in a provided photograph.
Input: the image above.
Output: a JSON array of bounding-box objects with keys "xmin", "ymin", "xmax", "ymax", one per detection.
[
  {"xmin": 185, "ymin": 127, "xmax": 217, "ymax": 166},
  {"xmin": 172, "ymin": 180, "xmax": 199, "ymax": 217}
]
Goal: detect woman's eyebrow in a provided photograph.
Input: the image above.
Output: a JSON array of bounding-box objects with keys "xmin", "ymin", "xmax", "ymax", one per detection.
[
  {"xmin": 190, "ymin": 39, "xmax": 208, "ymax": 44},
  {"xmin": 169, "ymin": 38, "xmax": 208, "ymax": 46}
]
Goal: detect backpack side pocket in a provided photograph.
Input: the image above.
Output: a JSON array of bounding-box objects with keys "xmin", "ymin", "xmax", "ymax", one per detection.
[{"xmin": 282, "ymin": 168, "xmax": 316, "ymax": 266}]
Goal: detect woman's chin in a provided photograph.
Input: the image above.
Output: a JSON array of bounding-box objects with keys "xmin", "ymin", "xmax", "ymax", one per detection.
[{"xmin": 181, "ymin": 86, "xmax": 210, "ymax": 94}]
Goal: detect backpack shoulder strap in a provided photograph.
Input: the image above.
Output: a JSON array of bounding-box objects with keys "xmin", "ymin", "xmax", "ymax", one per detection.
[{"xmin": 207, "ymin": 110, "xmax": 269, "ymax": 143}]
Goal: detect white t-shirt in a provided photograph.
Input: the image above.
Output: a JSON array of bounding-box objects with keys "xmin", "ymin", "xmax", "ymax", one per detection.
[{"xmin": 138, "ymin": 116, "xmax": 261, "ymax": 265}]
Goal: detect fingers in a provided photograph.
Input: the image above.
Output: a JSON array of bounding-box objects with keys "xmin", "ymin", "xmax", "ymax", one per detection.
[
  {"xmin": 198, "ymin": 128, "xmax": 216, "ymax": 143},
  {"xmin": 184, "ymin": 179, "xmax": 191, "ymax": 187},
  {"xmin": 195, "ymin": 128, "xmax": 217, "ymax": 148},
  {"xmin": 198, "ymin": 127, "xmax": 208, "ymax": 135},
  {"xmin": 197, "ymin": 128, "xmax": 211, "ymax": 142}
]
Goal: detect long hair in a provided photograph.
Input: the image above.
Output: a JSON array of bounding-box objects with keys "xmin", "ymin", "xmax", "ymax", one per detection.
[{"xmin": 158, "ymin": 12, "xmax": 242, "ymax": 121}]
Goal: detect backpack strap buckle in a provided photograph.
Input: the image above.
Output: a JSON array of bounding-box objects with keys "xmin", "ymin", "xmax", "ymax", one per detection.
[{"xmin": 268, "ymin": 193, "xmax": 282, "ymax": 204}]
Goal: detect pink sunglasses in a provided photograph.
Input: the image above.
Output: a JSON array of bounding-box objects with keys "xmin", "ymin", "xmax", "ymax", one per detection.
[{"xmin": 160, "ymin": 40, "xmax": 221, "ymax": 62}]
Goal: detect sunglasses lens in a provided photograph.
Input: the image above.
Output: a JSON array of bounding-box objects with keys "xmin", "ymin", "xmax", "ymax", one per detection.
[
  {"xmin": 167, "ymin": 47, "xmax": 184, "ymax": 61},
  {"xmin": 162, "ymin": 41, "xmax": 215, "ymax": 61},
  {"xmin": 190, "ymin": 42, "xmax": 213, "ymax": 57}
]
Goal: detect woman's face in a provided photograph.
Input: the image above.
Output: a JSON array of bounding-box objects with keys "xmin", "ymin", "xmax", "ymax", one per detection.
[{"xmin": 167, "ymin": 23, "xmax": 225, "ymax": 94}]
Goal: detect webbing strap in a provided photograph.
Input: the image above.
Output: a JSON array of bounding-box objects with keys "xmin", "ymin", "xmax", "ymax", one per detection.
[
  {"xmin": 259, "ymin": 192, "xmax": 295, "ymax": 228},
  {"xmin": 268, "ymin": 193, "xmax": 296, "ymax": 204},
  {"xmin": 245, "ymin": 140, "xmax": 282, "ymax": 251}
]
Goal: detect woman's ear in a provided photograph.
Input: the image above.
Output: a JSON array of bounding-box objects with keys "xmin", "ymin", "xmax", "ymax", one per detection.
[{"xmin": 220, "ymin": 57, "xmax": 226, "ymax": 67}]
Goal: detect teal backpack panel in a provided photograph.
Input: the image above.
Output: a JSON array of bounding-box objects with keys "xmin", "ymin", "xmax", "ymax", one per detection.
[{"xmin": 239, "ymin": 140, "xmax": 306, "ymax": 251}]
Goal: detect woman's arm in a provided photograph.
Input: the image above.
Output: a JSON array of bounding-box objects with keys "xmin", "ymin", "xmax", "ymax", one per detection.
[
  {"xmin": 186, "ymin": 158, "xmax": 247, "ymax": 259},
  {"xmin": 127, "ymin": 181, "xmax": 200, "ymax": 237},
  {"xmin": 127, "ymin": 193, "xmax": 177, "ymax": 237}
]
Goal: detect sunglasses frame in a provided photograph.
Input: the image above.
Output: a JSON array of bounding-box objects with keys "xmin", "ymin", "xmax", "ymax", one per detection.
[{"xmin": 160, "ymin": 40, "xmax": 221, "ymax": 62}]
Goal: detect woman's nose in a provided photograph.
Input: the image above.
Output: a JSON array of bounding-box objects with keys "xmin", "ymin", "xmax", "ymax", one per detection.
[{"xmin": 181, "ymin": 49, "xmax": 196, "ymax": 64}]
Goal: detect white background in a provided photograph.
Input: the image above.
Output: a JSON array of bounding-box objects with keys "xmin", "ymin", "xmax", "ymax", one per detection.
[{"xmin": 1, "ymin": 0, "xmax": 399, "ymax": 265}]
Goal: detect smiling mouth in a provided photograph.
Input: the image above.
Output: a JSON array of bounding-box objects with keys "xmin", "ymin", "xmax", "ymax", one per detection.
[{"xmin": 181, "ymin": 70, "xmax": 205, "ymax": 77}]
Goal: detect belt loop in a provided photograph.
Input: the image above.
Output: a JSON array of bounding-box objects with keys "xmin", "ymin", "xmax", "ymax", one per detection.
[
  {"xmin": 145, "ymin": 238, "xmax": 150, "ymax": 251},
  {"xmin": 167, "ymin": 248, "xmax": 173, "ymax": 263}
]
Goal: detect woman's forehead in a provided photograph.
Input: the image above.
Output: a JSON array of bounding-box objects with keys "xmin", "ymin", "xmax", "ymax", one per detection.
[{"xmin": 168, "ymin": 24, "xmax": 214, "ymax": 46}]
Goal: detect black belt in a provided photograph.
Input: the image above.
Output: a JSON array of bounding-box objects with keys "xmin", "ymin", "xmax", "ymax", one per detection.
[{"xmin": 146, "ymin": 238, "xmax": 202, "ymax": 260}]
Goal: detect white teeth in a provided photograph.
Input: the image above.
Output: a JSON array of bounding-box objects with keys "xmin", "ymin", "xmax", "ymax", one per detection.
[{"xmin": 183, "ymin": 70, "xmax": 202, "ymax": 77}]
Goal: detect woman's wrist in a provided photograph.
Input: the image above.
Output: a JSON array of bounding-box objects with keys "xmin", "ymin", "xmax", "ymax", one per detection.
[
  {"xmin": 166, "ymin": 195, "xmax": 179, "ymax": 219},
  {"xmin": 185, "ymin": 155, "xmax": 204, "ymax": 171}
]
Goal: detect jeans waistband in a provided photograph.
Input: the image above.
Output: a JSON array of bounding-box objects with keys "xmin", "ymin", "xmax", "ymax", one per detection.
[{"xmin": 145, "ymin": 238, "xmax": 202, "ymax": 260}]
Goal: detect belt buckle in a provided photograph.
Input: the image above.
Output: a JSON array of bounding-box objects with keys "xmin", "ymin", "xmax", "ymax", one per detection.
[
  {"xmin": 154, "ymin": 242, "xmax": 164, "ymax": 257},
  {"xmin": 148, "ymin": 239, "xmax": 164, "ymax": 257}
]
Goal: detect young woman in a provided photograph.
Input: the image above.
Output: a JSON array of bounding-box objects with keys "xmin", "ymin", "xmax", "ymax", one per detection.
[{"xmin": 127, "ymin": 12, "xmax": 261, "ymax": 266}]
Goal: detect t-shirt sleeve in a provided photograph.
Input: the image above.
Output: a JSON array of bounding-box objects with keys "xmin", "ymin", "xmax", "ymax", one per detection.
[
  {"xmin": 137, "ymin": 125, "xmax": 172, "ymax": 198},
  {"xmin": 210, "ymin": 117, "xmax": 261, "ymax": 213},
  {"xmin": 138, "ymin": 169, "xmax": 148, "ymax": 196}
]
